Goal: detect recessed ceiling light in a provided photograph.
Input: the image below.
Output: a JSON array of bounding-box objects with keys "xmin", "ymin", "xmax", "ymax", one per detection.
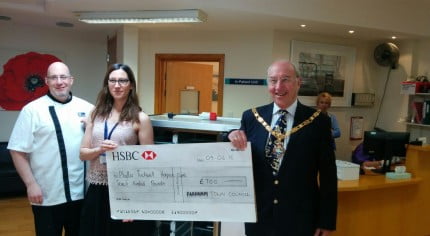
[
  {"xmin": 56, "ymin": 22, "xmax": 74, "ymax": 27},
  {"xmin": 300, "ymin": 24, "xmax": 306, "ymax": 28},
  {"xmin": 348, "ymin": 30, "xmax": 355, "ymax": 34},
  {"xmin": 391, "ymin": 36, "xmax": 397, "ymax": 39},
  {"xmin": 0, "ymin": 15, "xmax": 11, "ymax": 21}
]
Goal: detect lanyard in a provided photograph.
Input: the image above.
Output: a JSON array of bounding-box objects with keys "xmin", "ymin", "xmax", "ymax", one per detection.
[{"xmin": 104, "ymin": 120, "xmax": 119, "ymax": 140}]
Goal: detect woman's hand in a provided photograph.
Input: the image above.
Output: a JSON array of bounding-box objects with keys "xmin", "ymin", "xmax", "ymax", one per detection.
[
  {"xmin": 363, "ymin": 160, "xmax": 382, "ymax": 168},
  {"xmin": 100, "ymin": 139, "xmax": 118, "ymax": 152}
]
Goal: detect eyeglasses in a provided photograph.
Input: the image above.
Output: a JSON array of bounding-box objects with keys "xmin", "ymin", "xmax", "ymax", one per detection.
[
  {"xmin": 108, "ymin": 79, "xmax": 130, "ymax": 86},
  {"xmin": 47, "ymin": 75, "xmax": 72, "ymax": 81},
  {"xmin": 268, "ymin": 76, "xmax": 297, "ymax": 85}
]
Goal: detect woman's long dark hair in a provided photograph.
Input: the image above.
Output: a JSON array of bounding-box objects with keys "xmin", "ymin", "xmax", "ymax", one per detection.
[{"xmin": 91, "ymin": 63, "xmax": 142, "ymax": 123}]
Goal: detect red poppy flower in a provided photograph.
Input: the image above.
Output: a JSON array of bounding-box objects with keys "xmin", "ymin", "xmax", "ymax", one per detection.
[{"xmin": 0, "ymin": 52, "xmax": 61, "ymax": 110}]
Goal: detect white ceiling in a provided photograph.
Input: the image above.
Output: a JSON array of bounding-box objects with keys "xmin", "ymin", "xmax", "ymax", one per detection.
[{"xmin": 1, "ymin": 0, "xmax": 429, "ymax": 41}]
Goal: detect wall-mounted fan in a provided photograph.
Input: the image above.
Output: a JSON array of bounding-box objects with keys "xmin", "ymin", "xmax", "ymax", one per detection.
[
  {"xmin": 372, "ymin": 42, "xmax": 400, "ymax": 130},
  {"xmin": 374, "ymin": 42, "xmax": 400, "ymax": 69}
]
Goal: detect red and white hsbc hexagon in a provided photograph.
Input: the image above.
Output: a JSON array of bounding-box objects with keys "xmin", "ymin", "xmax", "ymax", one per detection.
[{"xmin": 141, "ymin": 150, "xmax": 157, "ymax": 160}]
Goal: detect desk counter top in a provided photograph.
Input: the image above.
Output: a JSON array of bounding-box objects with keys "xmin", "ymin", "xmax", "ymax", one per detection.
[
  {"xmin": 150, "ymin": 115, "xmax": 240, "ymax": 132},
  {"xmin": 338, "ymin": 175, "xmax": 421, "ymax": 192},
  {"xmin": 407, "ymin": 144, "xmax": 430, "ymax": 152}
]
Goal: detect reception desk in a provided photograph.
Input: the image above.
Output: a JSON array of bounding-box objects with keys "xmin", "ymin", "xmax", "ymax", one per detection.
[
  {"xmin": 334, "ymin": 145, "xmax": 430, "ymax": 236},
  {"xmin": 213, "ymin": 146, "xmax": 430, "ymax": 236}
]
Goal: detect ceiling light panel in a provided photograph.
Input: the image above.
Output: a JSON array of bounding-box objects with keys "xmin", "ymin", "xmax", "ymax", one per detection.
[{"xmin": 76, "ymin": 9, "xmax": 207, "ymax": 24}]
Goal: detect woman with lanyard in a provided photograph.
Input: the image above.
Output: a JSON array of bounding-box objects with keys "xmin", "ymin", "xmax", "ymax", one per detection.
[{"xmin": 79, "ymin": 63, "xmax": 155, "ymax": 236}]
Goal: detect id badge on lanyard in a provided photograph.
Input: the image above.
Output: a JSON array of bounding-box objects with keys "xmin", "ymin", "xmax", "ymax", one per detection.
[{"xmin": 100, "ymin": 120, "xmax": 119, "ymax": 164}]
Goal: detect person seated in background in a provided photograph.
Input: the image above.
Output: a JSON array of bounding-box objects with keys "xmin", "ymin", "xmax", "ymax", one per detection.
[
  {"xmin": 316, "ymin": 92, "xmax": 341, "ymax": 150},
  {"xmin": 351, "ymin": 142, "xmax": 383, "ymax": 172}
]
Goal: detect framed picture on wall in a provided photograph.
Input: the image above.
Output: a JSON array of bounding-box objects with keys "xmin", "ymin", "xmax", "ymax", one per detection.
[{"xmin": 290, "ymin": 40, "xmax": 356, "ymax": 107}]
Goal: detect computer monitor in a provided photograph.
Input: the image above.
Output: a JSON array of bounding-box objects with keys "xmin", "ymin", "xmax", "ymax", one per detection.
[{"xmin": 363, "ymin": 130, "xmax": 410, "ymax": 173}]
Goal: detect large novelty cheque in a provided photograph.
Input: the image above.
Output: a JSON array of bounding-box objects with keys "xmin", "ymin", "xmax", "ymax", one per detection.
[{"xmin": 106, "ymin": 142, "xmax": 256, "ymax": 222}]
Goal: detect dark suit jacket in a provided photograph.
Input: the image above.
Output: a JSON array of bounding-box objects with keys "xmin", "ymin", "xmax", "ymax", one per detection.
[{"xmin": 241, "ymin": 102, "xmax": 337, "ymax": 236}]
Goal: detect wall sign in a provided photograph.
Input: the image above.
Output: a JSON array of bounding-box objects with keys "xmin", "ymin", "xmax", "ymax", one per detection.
[
  {"xmin": 350, "ymin": 116, "xmax": 364, "ymax": 140},
  {"xmin": 225, "ymin": 78, "xmax": 267, "ymax": 86}
]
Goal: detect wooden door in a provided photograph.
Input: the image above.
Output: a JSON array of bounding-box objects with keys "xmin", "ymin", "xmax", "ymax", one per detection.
[
  {"xmin": 154, "ymin": 54, "xmax": 225, "ymax": 116},
  {"xmin": 165, "ymin": 62, "xmax": 213, "ymax": 114}
]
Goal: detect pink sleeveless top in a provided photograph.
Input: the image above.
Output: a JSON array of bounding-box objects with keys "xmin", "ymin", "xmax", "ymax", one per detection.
[{"xmin": 86, "ymin": 117, "xmax": 138, "ymax": 185}]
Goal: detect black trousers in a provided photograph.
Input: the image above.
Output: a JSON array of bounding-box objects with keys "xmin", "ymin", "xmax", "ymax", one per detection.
[
  {"xmin": 245, "ymin": 222, "xmax": 315, "ymax": 236},
  {"xmin": 245, "ymin": 221, "xmax": 279, "ymax": 236},
  {"xmin": 79, "ymin": 184, "xmax": 156, "ymax": 236},
  {"xmin": 32, "ymin": 200, "xmax": 83, "ymax": 236}
]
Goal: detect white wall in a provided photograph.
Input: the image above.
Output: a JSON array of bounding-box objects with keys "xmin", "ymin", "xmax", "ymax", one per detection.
[
  {"xmin": 117, "ymin": 25, "xmax": 139, "ymax": 83},
  {"xmin": 0, "ymin": 23, "xmax": 107, "ymax": 141}
]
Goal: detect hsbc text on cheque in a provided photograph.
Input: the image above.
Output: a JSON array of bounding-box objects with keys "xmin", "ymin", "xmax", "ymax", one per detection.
[{"xmin": 106, "ymin": 142, "xmax": 256, "ymax": 222}]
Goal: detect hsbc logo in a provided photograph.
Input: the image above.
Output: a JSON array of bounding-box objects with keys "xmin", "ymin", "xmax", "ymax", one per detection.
[
  {"xmin": 112, "ymin": 151, "xmax": 139, "ymax": 161},
  {"xmin": 141, "ymin": 151, "xmax": 157, "ymax": 160},
  {"xmin": 111, "ymin": 150, "xmax": 158, "ymax": 161}
]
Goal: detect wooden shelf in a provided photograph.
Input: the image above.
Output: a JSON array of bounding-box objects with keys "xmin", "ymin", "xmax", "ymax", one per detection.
[{"xmin": 406, "ymin": 122, "xmax": 430, "ymax": 128}]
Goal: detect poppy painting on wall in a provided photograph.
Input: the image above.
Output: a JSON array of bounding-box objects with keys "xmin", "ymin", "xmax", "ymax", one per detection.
[{"xmin": 0, "ymin": 51, "xmax": 62, "ymax": 110}]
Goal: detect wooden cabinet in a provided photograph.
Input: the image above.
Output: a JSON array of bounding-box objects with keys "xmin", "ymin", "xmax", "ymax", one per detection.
[
  {"xmin": 404, "ymin": 145, "xmax": 430, "ymax": 236},
  {"xmin": 334, "ymin": 175, "xmax": 421, "ymax": 235}
]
